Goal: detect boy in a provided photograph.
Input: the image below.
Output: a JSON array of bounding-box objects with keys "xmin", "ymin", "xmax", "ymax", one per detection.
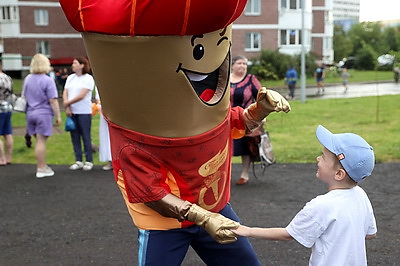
[{"xmin": 233, "ymin": 125, "xmax": 377, "ymax": 265}]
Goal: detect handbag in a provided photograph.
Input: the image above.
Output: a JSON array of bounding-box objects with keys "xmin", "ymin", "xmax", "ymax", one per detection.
[
  {"xmin": 13, "ymin": 86, "xmax": 27, "ymax": 112},
  {"xmin": 13, "ymin": 96, "xmax": 27, "ymax": 112},
  {"xmin": 259, "ymin": 132, "xmax": 275, "ymax": 165},
  {"xmin": 65, "ymin": 116, "xmax": 76, "ymax": 131}
]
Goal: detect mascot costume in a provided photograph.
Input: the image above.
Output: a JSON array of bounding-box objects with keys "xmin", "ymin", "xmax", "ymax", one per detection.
[{"xmin": 60, "ymin": 1, "xmax": 290, "ymax": 265}]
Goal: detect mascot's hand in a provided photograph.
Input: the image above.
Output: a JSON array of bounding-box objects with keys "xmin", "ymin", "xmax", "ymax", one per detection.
[
  {"xmin": 243, "ymin": 87, "xmax": 291, "ymax": 131},
  {"xmin": 187, "ymin": 204, "xmax": 239, "ymax": 244}
]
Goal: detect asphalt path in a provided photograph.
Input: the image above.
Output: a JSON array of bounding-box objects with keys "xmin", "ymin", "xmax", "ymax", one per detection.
[
  {"xmin": 2, "ymin": 81, "xmax": 399, "ymax": 265},
  {"xmin": 289, "ymin": 80, "xmax": 400, "ymax": 100},
  {"xmin": 1, "ymin": 162, "xmax": 399, "ymax": 265}
]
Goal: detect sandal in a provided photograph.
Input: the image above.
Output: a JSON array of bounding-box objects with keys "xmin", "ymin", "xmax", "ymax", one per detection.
[{"xmin": 236, "ymin": 177, "xmax": 249, "ymax": 185}]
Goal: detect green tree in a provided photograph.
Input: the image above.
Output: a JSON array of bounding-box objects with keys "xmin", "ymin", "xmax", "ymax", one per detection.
[
  {"xmin": 383, "ymin": 27, "xmax": 400, "ymax": 52},
  {"xmin": 354, "ymin": 43, "xmax": 377, "ymax": 70},
  {"xmin": 348, "ymin": 22, "xmax": 384, "ymax": 55},
  {"xmin": 333, "ymin": 25, "xmax": 353, "ymax": 62}
]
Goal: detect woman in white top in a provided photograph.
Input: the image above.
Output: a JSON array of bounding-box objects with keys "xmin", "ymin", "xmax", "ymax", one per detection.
[{"xmin": 63, "ymin": 57, "xmax": 95, "ymax": 171}]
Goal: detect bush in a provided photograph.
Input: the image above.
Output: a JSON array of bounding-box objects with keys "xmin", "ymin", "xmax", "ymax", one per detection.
[
  {"xmin": 249, "ymin": 50, "xmax": 294, "ymax": 80},
  {"xmin": 248, "ymin": 50, "xmax": 319, "ymax": 81},
  {"xmin": 355, "ymin": 43, "xmax": 377, "ymax": 70}
]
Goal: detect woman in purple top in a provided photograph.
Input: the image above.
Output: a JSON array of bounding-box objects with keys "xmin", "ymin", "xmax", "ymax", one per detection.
[
  {"xmin": 230, "ymin": 55, "xmax": 262, "ymax": 185},
  {"xmin": 23, "ymin": 54, "xmax": 62, "ymax": 178}
]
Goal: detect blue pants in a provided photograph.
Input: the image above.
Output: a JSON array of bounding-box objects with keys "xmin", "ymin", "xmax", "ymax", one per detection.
[
  {"xmin": 138, "ymin": 203, "xmax": 261, "ymax": 266},
  {"xmin": 69, "ymin": 114, "xmax": 92, "ymax": 162}
]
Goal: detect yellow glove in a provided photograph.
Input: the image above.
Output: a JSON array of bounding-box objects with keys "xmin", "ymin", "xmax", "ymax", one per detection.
[
  {"xmin": 187, "ymin": 204, "xmax": 240, "ymax": 244},
  {"xmin": 244, "ymin": 87, "xmax": 291, "ymax": 131}
]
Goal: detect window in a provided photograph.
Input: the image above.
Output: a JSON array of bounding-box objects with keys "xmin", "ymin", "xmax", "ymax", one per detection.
[
  {"xmin": 289, "ymin": 30, "xmax": 296, "ymax": 44},
  {"xmin": 280, "ymin": 30, "xmax": 287, "ymax": 45},
  {"xmin": 290, "ymin": 0, "xmax": 297, "ymax": 9},
  {"xmin": 245, "ymin": 0, "xmax": 261, "ymax": 15},
  {"xmin": 34, "ymin": 9, "xmax": 49, "ymax": 26},
  {"xmin": 245, "ymin": 32, "xmax": 261, "ymax": 51},
  {"xmin": 36, "ymin": 41, "xmax": 50, "ymax": 57},
  {"xmin": 280, "ymin": 29, "xmax": 302, "ymax": 46},
  {"xmin": 281, "ymin": 0, "xmax": 302, "ymax": 10},
  {"xmin": 0, "ymin": 6, "xmax": 18, "ymax": 21}
]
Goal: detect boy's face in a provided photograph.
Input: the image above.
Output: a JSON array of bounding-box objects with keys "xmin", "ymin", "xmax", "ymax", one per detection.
[{"xmin": 316, "ymin": 147, "xmax": 341, "ymax": 184}]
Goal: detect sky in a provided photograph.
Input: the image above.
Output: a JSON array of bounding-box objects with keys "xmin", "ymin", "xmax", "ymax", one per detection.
[{"xmin": 359, "ymin": 0, "xmax": 400, "ymax": 22}]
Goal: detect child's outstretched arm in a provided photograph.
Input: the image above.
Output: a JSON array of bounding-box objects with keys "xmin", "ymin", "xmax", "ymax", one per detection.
[{"xmin": 232, "ymin": 225, "xmax": 293, "ymax": 241}]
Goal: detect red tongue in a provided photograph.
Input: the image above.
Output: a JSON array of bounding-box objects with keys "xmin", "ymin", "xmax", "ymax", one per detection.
[{"xmin": 200, "ymin": 89, "xmax": 214, "ymax": 101}]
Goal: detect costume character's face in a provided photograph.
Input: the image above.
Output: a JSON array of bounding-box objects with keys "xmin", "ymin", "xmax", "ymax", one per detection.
[{"xmin": 83, "ymin": 25, "xmax": 232, "ymax": 138}]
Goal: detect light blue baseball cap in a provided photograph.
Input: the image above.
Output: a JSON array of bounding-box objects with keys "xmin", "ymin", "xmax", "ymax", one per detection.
[{"xmin": 316, "ymin": 125, "xmax": 375, "ymax": 182}]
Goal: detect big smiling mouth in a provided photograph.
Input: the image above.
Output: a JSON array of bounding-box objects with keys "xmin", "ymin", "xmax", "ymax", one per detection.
[{"xmin": 177, "ymin": 53, "xmax": 230, "ymax": 106}]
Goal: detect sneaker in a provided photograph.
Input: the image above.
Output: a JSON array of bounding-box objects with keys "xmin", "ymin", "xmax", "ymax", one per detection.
[
  {"xmin": 83, "ymin": 162, "xmax": 94, "ymax": 171},
  {"xmin": 69, "ymin": 161, "xmax": 84, "ymax": 170},
  {"xmin": 102, "ymin": 162, "xmax": 113, "ymax": 171},
  {"xmin": 36, "ymin": 166, "xmax": 55, "ymax": 178}
]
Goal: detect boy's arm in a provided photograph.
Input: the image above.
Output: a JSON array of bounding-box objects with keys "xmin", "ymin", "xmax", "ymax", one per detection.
[
  {"xmin": 232, "ymin": 225, "xmax": 293, "ymax": 241},
  {"xmin": 366, "ymin": 233, "xmax": 376, "ymax": 240}
]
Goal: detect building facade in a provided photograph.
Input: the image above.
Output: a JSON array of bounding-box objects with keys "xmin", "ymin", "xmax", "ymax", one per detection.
[
  {"xmin": 0, "ymin": 0, "xmax": 337, "ymax": 76},
  {"xmin": 0, "ymin": 0, "xmax": 85, "ymax": 77},
  {"xmin": 332, "ymin": 0, "xmax": 360, "ymax": 31},
  {"xmin": 232, "ymin": 0, "xmax": 334, "ymax": 64}
]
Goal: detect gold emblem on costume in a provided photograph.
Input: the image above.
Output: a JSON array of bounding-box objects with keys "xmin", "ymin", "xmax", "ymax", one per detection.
[
  {"xmin": 198, "ymin": 141, "xmax": 229, "ymax": 210},
  {"xmin": 198, "ymin": 141, "xmax": 229, "ymax": 177}
]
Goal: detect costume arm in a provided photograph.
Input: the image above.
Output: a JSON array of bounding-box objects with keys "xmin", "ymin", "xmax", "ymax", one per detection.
[
  {"xmin": 243, "ymin": 87, "xmax": 291, "ymax": 132},
  {"xmin": 232, "ymin": 225, "xmax": 293, "ymax": 241},
  {"xmin": 145, "ymin": 194, "xmax": 239, "ymax": 244}
]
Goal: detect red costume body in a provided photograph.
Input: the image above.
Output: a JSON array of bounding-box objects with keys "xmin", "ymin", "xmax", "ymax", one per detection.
[{"xmin": 108, "ymin": 107, "xmax": 245, "ymax": 230}]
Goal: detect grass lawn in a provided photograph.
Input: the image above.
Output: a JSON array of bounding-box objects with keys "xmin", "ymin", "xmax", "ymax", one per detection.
[
  {"xmin": 264, "ymin": 69, "xmax": 394, "ymax": 88},
  {"xmin": 10, "ymin": 94, "xmax": 400, "ymax": 165},
  {"xmin": 11, "ymin": 112, "xmax": 102, "ymax": 165}
]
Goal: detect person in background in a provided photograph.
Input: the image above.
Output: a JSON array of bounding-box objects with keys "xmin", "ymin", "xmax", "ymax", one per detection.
[
  {"xmin": 341, "ymin": 67, "xmax": 351, "ymax": 93},
  {"xmin": 24, "ymin": 54, "xmax": 62, "ymax": 178},
  {"xmin": 94, "ymin": 87, "xmax": 112, "ymax": 171},
  {"xmin": 0, "ymin": 62, "xmax": 14, "ymax": 165},
  {"xmin": 63, "ymin": 57, "xmax": 95, "ymax": 171},
  {"xmin": 285, "ymin": 65, "xmax": 298, "ymax": 100},
  {"xmin": 233, "ymin": 125, "xmax": 377, "ymax": 265},
  {"xmin": 230, "ymin": 55, "xmax": 262, "ymax": 185},
  {"xmin": 314, "ymin": 61, "xmax": 325, "ymax": 95}
]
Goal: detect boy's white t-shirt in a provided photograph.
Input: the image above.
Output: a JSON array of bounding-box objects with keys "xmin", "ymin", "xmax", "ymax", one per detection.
[
  {"xmin": 65, "ymin": 73, "xmax": 94, "ymax": 114},
  {"xmin": 286, "ymin": 186, "xmax": 377, "ymax": 266}
]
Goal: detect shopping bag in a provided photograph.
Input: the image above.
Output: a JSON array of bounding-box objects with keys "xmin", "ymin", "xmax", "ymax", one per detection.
[{"xmin": 65, "ymin": 116, "xmax": 76, "ymax": 131}]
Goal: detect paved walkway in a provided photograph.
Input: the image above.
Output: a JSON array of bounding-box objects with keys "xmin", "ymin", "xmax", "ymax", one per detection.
[
  {"xmin": 2, "ymin": 81, "xmax": 399, "ymax": 265},
  {"xmin": 1, "ymin": 162, "xmax": 399, "ymax": 265}
]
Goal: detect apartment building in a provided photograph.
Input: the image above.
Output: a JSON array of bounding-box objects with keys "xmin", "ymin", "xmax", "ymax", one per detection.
[
  {"xmin": 232, "ymin": 0, "xmax": 334, "ymax": 64},
  {"xmin": 0, "ymin": 0, "xmax": 85, "ymax": 77},
  {"xmin": 333, "ymin": 0, "xmax": 360, "ymax": 31},
  {"xmin": 0, "ymin": 0, "xmax": 336, "ymax": 77}
]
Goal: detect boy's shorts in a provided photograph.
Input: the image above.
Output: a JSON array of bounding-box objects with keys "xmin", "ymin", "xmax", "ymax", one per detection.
[{"xmin": 0, "ymin": 112, "xmax": 12, "ymax": 135}]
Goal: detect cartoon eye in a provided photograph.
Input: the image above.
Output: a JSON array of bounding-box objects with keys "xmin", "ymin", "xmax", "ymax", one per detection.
[{"xmin": 193, "ymin": 44, "xmax": 205, "ymax": 60}]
